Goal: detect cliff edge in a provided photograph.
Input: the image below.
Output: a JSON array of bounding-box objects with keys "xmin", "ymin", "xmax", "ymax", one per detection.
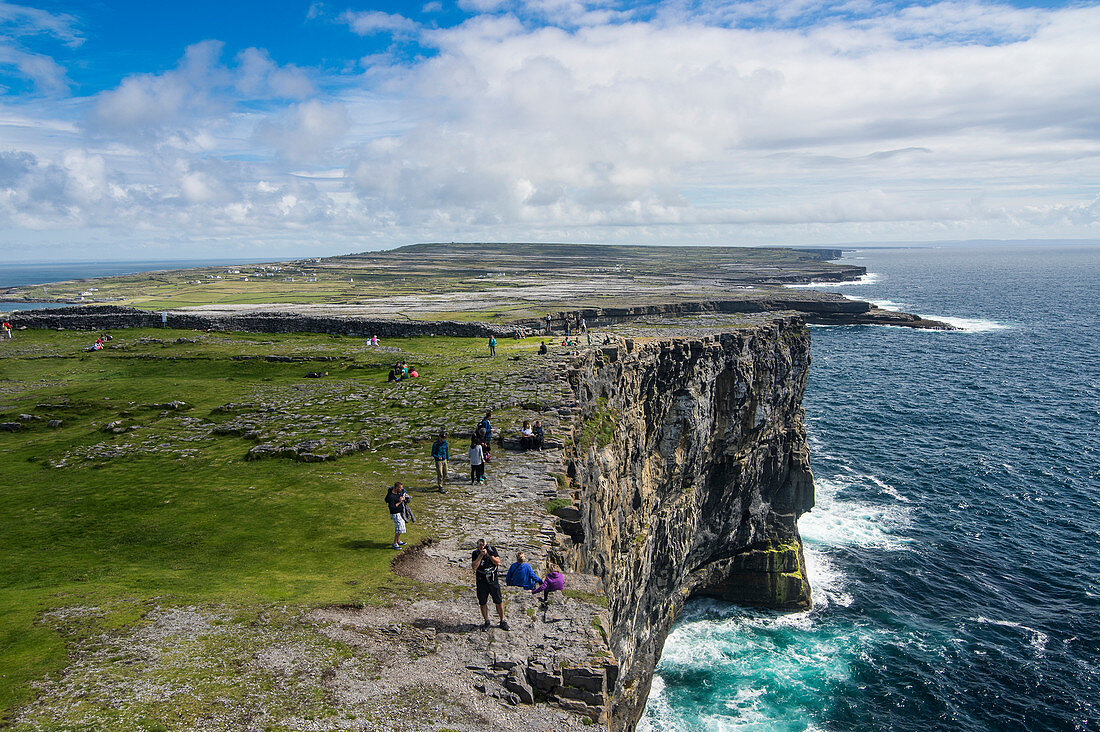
[{"xmin": 554, "ymin": 317, "xmax": 814, "ymax": 729}]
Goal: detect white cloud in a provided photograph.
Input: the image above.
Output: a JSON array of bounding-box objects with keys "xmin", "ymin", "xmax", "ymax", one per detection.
[
  {"xmin": 339, "ymin": 10, "xmax": 419, "ymax": 37},
  {"xmin": 254, "ymin": 100, "xmax": 349, "ymax": 162},
  {"xmin": 3, "ymin": 0, "xmax": 1100, "ymax": 257}
]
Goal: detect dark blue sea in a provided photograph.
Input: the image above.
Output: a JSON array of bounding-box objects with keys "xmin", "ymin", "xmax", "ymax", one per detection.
[{"xmin": 641, "ymin": 243, "xmax": 1100, "ymax": 731}]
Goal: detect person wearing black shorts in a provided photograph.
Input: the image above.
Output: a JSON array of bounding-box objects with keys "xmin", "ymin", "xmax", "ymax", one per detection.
[{"xmin": 472, "ymin": 538, "xmax": 508, "ymax": 630}]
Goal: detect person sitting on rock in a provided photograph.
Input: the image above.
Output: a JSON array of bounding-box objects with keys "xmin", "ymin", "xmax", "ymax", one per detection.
[
  {"xmin": 520, "ymin": 420, "xmax": 534, "ymax": 450},
  {"xmin": 387, "ymin": 367, "xmax": 398, "ymax": 382},
  {"xmin": 538, "ymin": 341, "xmax": 548, "ymax": 355},
  {"xmin": 532, "ymin": 420, "xmax": 544, "ymax": 450},
  {"xmin": 505, "ymin": 552, "xmax": 542, "ymax": 590},
  {"xmin": 533, "ymin": 570, "xmax": 565, "ymax": 605}
]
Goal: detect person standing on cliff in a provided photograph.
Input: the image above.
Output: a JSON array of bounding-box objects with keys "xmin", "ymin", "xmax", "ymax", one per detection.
[
  {"xmin": 477, "ymin": 411, "xmax": 493, "ymax": 462},
  {"xmin": 431, "ymin": 431, "xmax": 449, "ymax": 493},
  {"xmin": 469, "ymin": 436, "xmax": 485, "ymax": 484},
  {"xmin": 472, "ymin": 539, "xmax": 508, "ymax": 630}
]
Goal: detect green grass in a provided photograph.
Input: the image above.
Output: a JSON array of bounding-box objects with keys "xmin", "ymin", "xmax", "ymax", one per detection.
[{"xmin": 0, "ymin": 327, "xmax": 550, "ymax": 723}]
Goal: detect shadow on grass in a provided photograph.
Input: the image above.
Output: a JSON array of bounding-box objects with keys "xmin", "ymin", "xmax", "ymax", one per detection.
[{"xmin": 340, "ymin": 539, "xmax": 395, "ymax": 550}]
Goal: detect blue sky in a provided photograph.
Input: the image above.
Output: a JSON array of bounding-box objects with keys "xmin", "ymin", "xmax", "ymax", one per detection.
[{"xmin": 1, "ymin": 0, "xmax": 1098, "ymax": 260}]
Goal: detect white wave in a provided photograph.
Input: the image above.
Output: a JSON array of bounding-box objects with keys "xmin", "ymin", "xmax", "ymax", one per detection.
[
  {"xmin": 869, "ymin": 474, "xmax": 910, "ymax": 503},
  {"xmin": 803, "ymin": 547, "xmax": 853, "ymax": 610},
  {"xmin": 972, "ymin": 616, "xmax": 1049, "ymax": 656},
  {"xmin": 926, "ymin": 316, "xmax": 1013, "ymax": 332},
  {"xmin": 868, "ymin": 299, "xmax": 904, "ymax": 312},
  {"xmin": 785, "ymin": 272, "xmax": 881, "ymax": 288},
  {"xmin": 799, "ymin": 477, "xmax": 912, "ymax": 551}
]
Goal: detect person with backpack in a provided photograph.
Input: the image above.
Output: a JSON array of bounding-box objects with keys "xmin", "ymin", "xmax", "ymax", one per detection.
[
  {"xmin": 488, "ymin": 335, "xmax": 496, "ymax": 356},
  {"xmin": 431, "ymin": 432, "xmax": 449, "ymax": 492},
  {"xmin": 385, "ymin": 482, "xmax": 410, "ymax": 550},
  {"xmin": 472, "ymin": 538, "xmax": 508, "ymax": 630}
]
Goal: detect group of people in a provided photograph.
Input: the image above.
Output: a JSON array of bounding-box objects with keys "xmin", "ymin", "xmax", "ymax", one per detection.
[
  {"xmin": 543, "ymin": 313, "xmax": 587, "ymax": 336},
  {"xmin": 469, "ymin": 411, "xmax": 493, "ymax": 484},
  {"xmin": 366, "ymin": 335, "xmax": 380, "ymax": 346},
  {"xmin": 520, "ymin": 420, "xmax": 544, "ymax": 451},
  {"xmin": 387, "ymin": 361, "xmax": 417, "ymax": 381},
  {"xmin": 473, "ymin": 540, "xmax": 566, "ymax": 630},
  {"xmin": 83, "ymin": 333, "xmax": 112, "ymax": 351},
  {"xmin": 386, "ymin": 411, "xmax": 568, "ymax": 632}
]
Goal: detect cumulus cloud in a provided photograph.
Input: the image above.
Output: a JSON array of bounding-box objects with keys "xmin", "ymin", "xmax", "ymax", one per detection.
[
  {"xmin": 254, "ymin": 100, "xmax": 349, "ymax": 163},
  {"xmin": 89, "ymin": 41, "xmax": 313, "ymax": 137}
]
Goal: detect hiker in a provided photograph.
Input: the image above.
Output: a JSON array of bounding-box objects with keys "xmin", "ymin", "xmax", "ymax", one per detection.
[
  {"xmin": 401, "ymin": 362, "xmax": 410, "ymax": 379},
  {"xmin": 564, "ymin": 316, "xmax": 571, "ymax": 336},
  {"xmin": 533, "ymin": 569, "xmax": 565, "ymax": 604},
  {"xmin": 385, "ymin": 482, "xmax": 410, "ymax": 550},
  {"xmin": 506, "ymin": 552, "xmax": 543, "ymax": 590},
  {"xmin": 520, "ymin": 421, "xmax": 534, "ymax": 451},
  {"xmin": 387, "ymin": 367, "xmax": 398, "ymax": 382},
  {"xmin": 545, "ymin": 313, "xmax": 552, "ymax": 334},
  {"xmin": 469, "ymin": 436, "xmax": 485, "ymax": 484},
  {"xmin": 1, "ymin": 321, "xmax": 11, "ymax": 339},
  {"xmin": 472, "ymin": 539, "xmax": 508, "ymax": 630},
  {"xmin": 488, "ymin": 335, "xmax": 496, "ymax": 356},
  {"xmin": 478, "ymin": 411, "xmax": 493, "ymax": 462},
  {"xmin": 533, "ymin": 420, "xmax": 544, "ymax": 450},
  {"xmin": 431, "ymin": 431, "xmax": 449, "ymax": 492},
  {"xmin": 538, "ymin": 341, "xmax": 548, "ymax": 355},
  {"xmin": 580, "ymin": 318, "xmax": 587, "ymax": 332}
]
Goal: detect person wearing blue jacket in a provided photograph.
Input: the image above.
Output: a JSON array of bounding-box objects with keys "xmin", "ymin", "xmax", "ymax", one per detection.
[
  {"xmin": 505, "ymin": 552, "xmax": 543, "ymax": 590},
  {"xmin": 477, "ymin": 411, "xmax": 492, "ymax": 462},
  {"xmin": 431, "ymin": 431, "xmax": 449, "ymax": 493}
]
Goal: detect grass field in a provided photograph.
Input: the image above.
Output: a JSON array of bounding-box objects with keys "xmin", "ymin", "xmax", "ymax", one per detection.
[
  {"xmin": 1, "ymin": 242, "xmax": 858, "ymax": 312},
  {"xmin": 0, "ymin": 327, "xmax": 551, "ymax": 723}
]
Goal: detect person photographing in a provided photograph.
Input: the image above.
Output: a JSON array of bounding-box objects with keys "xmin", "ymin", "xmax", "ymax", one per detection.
[
  {"xmin": 472, "ymin": 538, "xmax": 508, "ymax": 630},
  {"xmin": 385, "ymin": 482, "xmax": 410, "ymax": 550}
]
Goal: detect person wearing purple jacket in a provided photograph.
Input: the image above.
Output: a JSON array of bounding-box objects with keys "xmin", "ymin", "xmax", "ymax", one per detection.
[{"xmin": 533, "ymin": 570, "xmax": 565, "ymax": 604}]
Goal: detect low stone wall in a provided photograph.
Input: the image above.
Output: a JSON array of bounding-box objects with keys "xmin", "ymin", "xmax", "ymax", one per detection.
[{"xmin": 7, "ymin": 305, "xmax": 511, "ymax": 338}]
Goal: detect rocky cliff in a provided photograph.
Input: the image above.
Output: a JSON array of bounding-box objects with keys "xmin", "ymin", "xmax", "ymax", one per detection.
[{"xmin": 557, "ymin": 317, "xmax": 814, "ymax": 730}]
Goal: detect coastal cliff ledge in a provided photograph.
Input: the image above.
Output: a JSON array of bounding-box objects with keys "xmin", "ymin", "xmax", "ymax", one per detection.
[{"xmin": 553, "ymin": 317, "xmax": 815, "ymax": 730}]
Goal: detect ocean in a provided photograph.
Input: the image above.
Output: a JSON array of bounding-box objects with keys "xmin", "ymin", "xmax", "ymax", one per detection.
[{"xmin": 640, "ymin": 243, "xmax": 1100, "ymax": 731}]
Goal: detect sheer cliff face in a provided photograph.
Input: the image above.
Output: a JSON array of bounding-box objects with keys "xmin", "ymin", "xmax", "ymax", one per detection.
[{"xmin": 562, "ymin": 319, "xmax": 814, "ymax": 729}]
